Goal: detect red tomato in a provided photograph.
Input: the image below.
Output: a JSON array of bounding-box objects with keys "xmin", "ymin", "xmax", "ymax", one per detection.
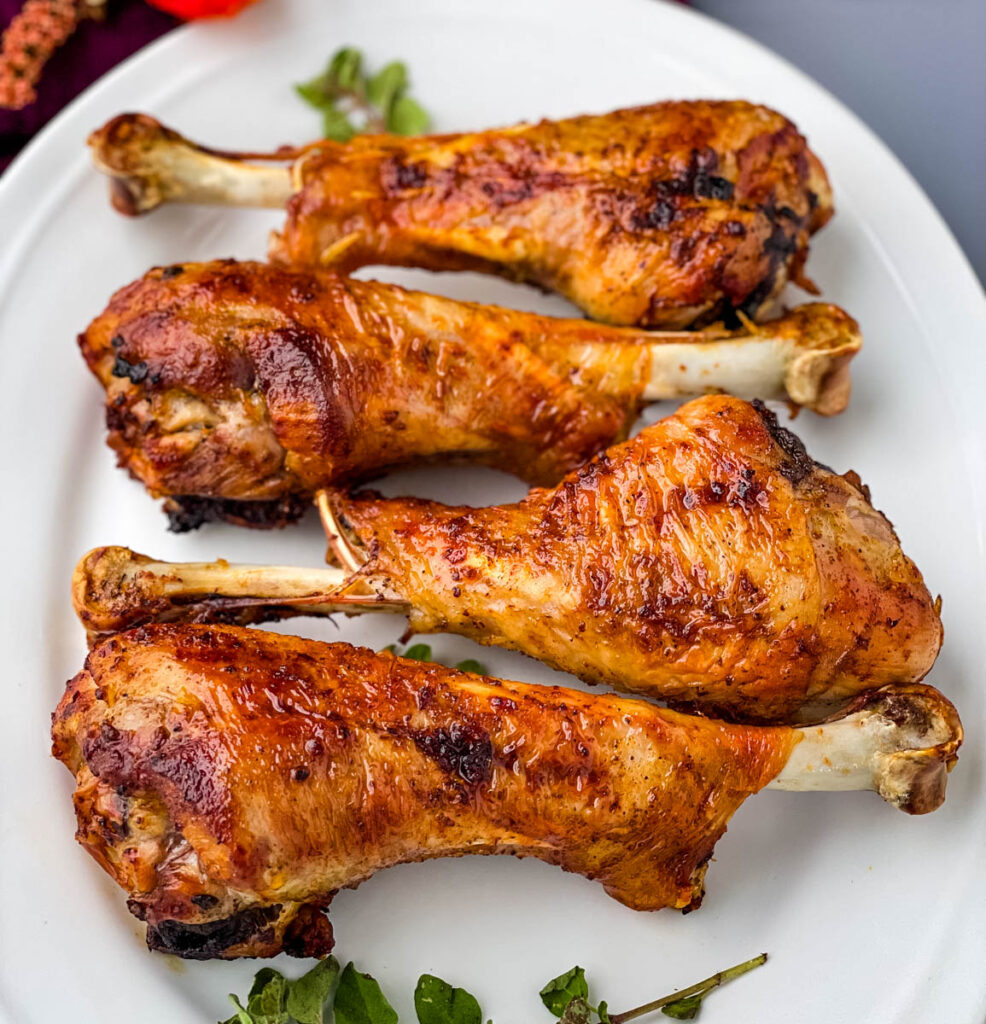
[{"xmin": 145, "ymin": 0, "xmax": 260, "ymax": 19}]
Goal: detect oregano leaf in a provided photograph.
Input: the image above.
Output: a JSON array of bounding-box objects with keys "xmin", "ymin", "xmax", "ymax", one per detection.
[
  {"xmin": 414, "ymin": 973, "xmax": 483, "ymax": 1024},
  {"xmin": 367, "ymin": 61, "xmax": 408, "ymax": 114},
  {"xmin": 539, "ymin": 967, "xmax": 589, "ymax": 1017},
  {"xmin": 388, "ymin": 94, "xmax": 430, "ymax": 135},
  {"xmin": 334, "ymin": 962, "xmax": 399, "ymax": 1024},
  {"xmin": 327, "ymin": 47, "xmax": 364, "ymax": 92},
  {"xmin": 247, "ymin": 970, "xmax": 288, "ymax": 1021},
  {"xmin": 221, "ymin": 995, "xmax": 254, "ymax": 1024},
  {"xmin": 285, "ymin": 956, "xmax": 341, "ymax": 1024},
  {"xmin": 295, "ymin": 76, "xmax": 333, "ymax": 109}
]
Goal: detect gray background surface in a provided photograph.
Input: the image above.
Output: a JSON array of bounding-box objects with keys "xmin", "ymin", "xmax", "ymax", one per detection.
[{"xmin": 693, "ymin": 0, "xmax": 986, "ymax": 286}]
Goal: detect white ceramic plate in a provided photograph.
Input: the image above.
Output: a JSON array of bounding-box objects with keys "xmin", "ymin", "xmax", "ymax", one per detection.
[{"xmin": 1, "ymin": 0, "xmax": 984, "ymax": 1021}]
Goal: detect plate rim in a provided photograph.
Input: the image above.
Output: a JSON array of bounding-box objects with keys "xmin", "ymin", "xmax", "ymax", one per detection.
[{"xmin": 1, "ymin": 1, "xmax": 984, "ymax": 1021}]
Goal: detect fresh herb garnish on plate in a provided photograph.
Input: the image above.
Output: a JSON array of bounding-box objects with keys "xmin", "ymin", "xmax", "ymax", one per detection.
[
  {"xmin": 295, "ymin": 46, "xmax": 431, "ymax": 140},
  {"xmin": 382, "ymin": 642, "xmax": 487, "ymax": 677},
  {"xmin": 414, "ymin": 974, "xmax": 485, "ymax": 1024},
  {"xmin": 221, "ymin": 954, "xmax": 764, "ymax": 1024},
  {"xmin": 223, "ymin": 956, "xmax": 340, "ymax": 1024},
  {"xmin": 334, "ymin": 963, "xmax": 400, "ymax": 1024},
  {"xmin": 221, "ymin": 961, "xmax": 486, "ymax": 1024},
  {"xmin": 540, "ymin": 954, "xmax": 767, "ymax": 1022}
]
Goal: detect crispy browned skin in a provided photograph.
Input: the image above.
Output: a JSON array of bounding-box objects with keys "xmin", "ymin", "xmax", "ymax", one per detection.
[
  {"xmin": 80, "ymin": 260, "xmax": 647, "ymax": 529},
  {"xmin": 334, "ymin": 396, "xmax": 942, "ymax": 721},
  {"xmin": 51, "ymin": 625, "xmax": 796, "ymax": 958},
  {"xmin": 275, "ymin": 100, "xmax": 832, "ymax": 326}
]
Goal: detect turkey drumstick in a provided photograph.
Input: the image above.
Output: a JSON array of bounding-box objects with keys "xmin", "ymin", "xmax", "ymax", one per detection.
[
  {"xmin": 81, "ymin": 261, "xmax": 859, "ymax": 530},
  {"xmin": 88, "ymin": 99, "xmax": 833, "ymax": 328},
  {"xmin": 51, "ymin": 625, "xmax": 961, "ymax": 959},
  {"xmin": 73, "ymin": 397, "xmax": 942, "ymax": 723}
]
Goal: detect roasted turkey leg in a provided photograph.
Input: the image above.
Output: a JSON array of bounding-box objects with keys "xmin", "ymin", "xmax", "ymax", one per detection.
[
  {"xmin": 51, "ymin": 625, "xmax": 961, "ymax": 959},
  {"xmin": 80, "ymin": 261, "xmax": 859, "ymax": 530},
  {"xmin": 88, "ymin": 100, "xmax": 833, "ymax": 327},
  {"xmin": 72, "ymin": 396, "xmax": 942, "ymax": 722}
]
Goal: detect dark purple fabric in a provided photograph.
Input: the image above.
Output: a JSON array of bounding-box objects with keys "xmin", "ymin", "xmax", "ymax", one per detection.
[{"xmin": 0, "ymin": 0, "xmax": 178, "ymax": 172}]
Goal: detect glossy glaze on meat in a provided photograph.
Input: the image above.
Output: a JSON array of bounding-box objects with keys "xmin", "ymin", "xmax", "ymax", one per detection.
[
  {"xmin": 80, "ymin": 261, "xmax": 648, "ymax": 529},
  {"xmin": 274, "ymin": 100, "xmax": 832, "ymax": 326},
  {"xmin": 80, "ymin": 260, "xmax": 861, "ymax": 531},
  {"xmin": 51, "ymin": 625, "xmax": 797, "ymax": 958},
  {"xmin": 333, "ymin": 396, "xmax": 942, "ymax": 721}
]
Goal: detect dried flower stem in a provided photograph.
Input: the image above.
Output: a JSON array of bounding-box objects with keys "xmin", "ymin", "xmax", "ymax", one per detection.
[{"xmin": 0, "ymin": 0, "xmax": 103, "ymax": 110}]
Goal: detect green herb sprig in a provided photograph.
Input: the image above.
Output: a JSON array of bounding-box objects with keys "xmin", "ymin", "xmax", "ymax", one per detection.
[
  {"xmin": 221, "ymin": 953, "xmax": 766, "ymax": 1024},
  {"xmin": 222, "ymin": 957, "xmax": 340, "ymax": 1024},
  {"xmin": 539, "ymin": 954, "xmax": 768, "ymax": 1023},
  {"xmin": 295, "ymin": 46, "xmax": 431, "ymax": 141},
  {"xmin": 220, "ymin": 961, "xmax": 488, "ymax": 1024},
  {"xmin": 382, "ymin": 641, "xmax": 487, "ymax": 677}
]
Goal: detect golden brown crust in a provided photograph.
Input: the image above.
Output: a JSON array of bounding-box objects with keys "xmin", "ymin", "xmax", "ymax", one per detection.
[
  {"xmin": 51, "ymin": 625, "xmax": 795, "ymax": 957},
  {"xmin": 79, "ymin": 261, "xmax": 646, "ymax": 525},
  {"xmin": 274, "ymin": 100, "xmax": 832, "ymax": 327},
  {"xmin": 336, "ymin": 396, "xmax": 942, "ymax": 721}
]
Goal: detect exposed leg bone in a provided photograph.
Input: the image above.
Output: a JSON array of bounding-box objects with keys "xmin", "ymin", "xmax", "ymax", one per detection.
[
  {"xmin": 71, "ymin": 548, "xmax": 961, "ymax": 813},
  {"xmin": 88, "ymin": 114, "xmax": 296, "ymax": 216},
  {"xmin": 557, "ymin": 302, "xmax": 860, "ymax": 416},
  {"xmin": 51, "ymin": 630, "xmax": 960, "ymax": 963},
  {"xmin": 315, "ymin": 490, "xmax": 365, "ymax": 573},
  {"xmin": 73, "ymin": 546, "xmax": 399, "ymax": 644},
  {"xmin": 80, "ymin": 264, "xmax": 861, "ymax": 536},
  {"xmin": 87, "ymin": 104, "xmax": 832, "ymax": 329},
  {"xmin": 770, "ymin": 684, "xmax": 962, "ymax": 814}
]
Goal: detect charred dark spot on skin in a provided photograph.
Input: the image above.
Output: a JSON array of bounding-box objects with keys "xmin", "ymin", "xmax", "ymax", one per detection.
[
  {"xmin": 382, "ymin": 157, "xmax": 428, "ymax": 192},
  {"xmin": 104, "ymin": 395, "xmax": 129, "ymax": 435},
  {"xmin": 632, "ymin": 197, "xmax": 676, "ymax": 232},
  {"xmin": 729, "ymin": 276, "xmax": 776, "ymax": 326},
  {"xmin": 283, "ymin": 903, "xmax": 335, "ymax": 958},
  {"xmin": 634, "ymin": 147, "xmax": 735, "ymax": 231},
  {"xmin": 111, "ymin": 353, "xmax": 150, "ymax": 384},
  {"xmin": 102, "ymin": 309, "xmax": 252, "ymax": 395},
  {"xmin": 145, "ymin": 904, "xmax": 283, "ymax": 959},
  {"xmin": 411, "ymin": 722, "xmax": 493, "ymax": 786},
  {"xmin": 751, "ymin": 399, "xmax": 817, "ymax": 486},
  {"xmin": 481, "ymin": 178, "xmax": 533, "ymax": 205},
  {"xmin": 163, "ymin": 494, "xmax": 309, "ymax": 533},
  {"xmin": 681, "ymin": 467, "xmax": 765, "ymax": 511},
  {"xmin": 82, "ymin": 721, "xmax": 134, "ymax": 784},
  {"xmin": 472, "ymin": 167, "xmax": 568, "ymax": 209},
  {"xmin": 160, "ymin": 265, "xmax": 184, "ymax": 279},
  {"xmin": 763, "ymin": 222, "xmax": 798, "ymax": 260}
]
